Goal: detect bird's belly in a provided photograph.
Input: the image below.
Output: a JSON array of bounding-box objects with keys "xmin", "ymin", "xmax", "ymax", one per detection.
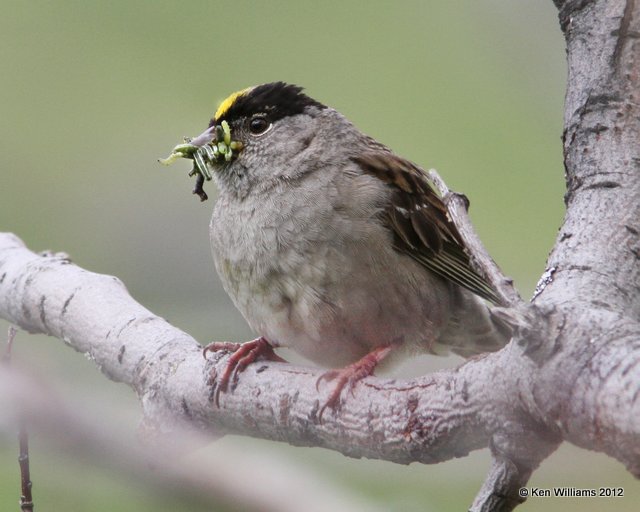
[{"xmin": 212, "ymin": 226, "xmax": 451, "ymax": 367}]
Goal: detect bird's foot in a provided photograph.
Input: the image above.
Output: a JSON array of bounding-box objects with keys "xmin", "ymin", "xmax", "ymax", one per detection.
[
  {"xmin": 316, "ymin": 345, "xmax": 392, "ymax": 421},
  {"xmin": 203, "ymin": 337, "xmax": 286, "ymax": 406}
]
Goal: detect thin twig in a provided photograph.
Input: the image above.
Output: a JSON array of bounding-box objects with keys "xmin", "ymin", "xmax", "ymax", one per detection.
[
  {"xmin": 4, "ymin": 327, "xmax": 34, "ymax": 512},
  {"xmin": 428, "ymin": 169, "xmax": 523, "ymax": 307},
  {"xmin": 18, "ymin": 422, "xmax": 33, "ymax": 512}
]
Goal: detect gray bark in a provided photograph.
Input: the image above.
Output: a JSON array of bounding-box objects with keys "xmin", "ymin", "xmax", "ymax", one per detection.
[{"xmin": 0, "ymin": 1, "xmax": 639, "ymax": 510}]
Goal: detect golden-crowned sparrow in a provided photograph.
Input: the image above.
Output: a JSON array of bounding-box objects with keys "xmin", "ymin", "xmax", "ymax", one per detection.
[{"xmin": 161, "ymin": 82, "xmax": 508, "ymax": 412}]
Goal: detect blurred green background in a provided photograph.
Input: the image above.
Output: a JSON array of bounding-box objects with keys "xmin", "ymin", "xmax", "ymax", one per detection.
[{"xmin": 1, "ymin": 1, "xmax": 637, "ymax": 511}]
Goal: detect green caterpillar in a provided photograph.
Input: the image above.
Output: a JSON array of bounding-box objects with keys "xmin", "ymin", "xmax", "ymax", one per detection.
[{"xmin": 159, "ymin": 120, "xmax": 243, "ymax": 201}]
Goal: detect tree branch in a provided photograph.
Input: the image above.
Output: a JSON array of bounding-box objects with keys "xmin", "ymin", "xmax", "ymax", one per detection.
[
  {"xmin": 538, "ymin": 0, "xmax": 640, "ymax": 477},
  {"xmin": 469, "ymin": 455, "xmax": 528, "ymax": 512},
  {"xmin": 0, "ymin": 232, "xmax": 539, "ymax": 466}
]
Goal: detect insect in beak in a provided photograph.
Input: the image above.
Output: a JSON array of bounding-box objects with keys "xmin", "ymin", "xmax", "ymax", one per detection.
[{"xmin": 159, "ymin": 120, "xmax": 243, "ymax": 201}]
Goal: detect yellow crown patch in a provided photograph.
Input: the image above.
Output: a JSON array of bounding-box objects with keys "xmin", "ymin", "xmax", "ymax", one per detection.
[{"xmin": 214, "ymin": 87, "xmax": 253, "ymax": 121}]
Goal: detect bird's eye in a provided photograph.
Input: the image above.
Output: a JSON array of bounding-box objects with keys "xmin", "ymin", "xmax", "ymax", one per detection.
[{"xmin": 248, "ymin": 116, "xmax": 271, "ymax": 135}]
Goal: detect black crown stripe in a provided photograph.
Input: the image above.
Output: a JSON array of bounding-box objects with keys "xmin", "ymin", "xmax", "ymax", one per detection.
[{"xmin": 211, "ymin": 82, "xmax": 326, "ymax": 126}]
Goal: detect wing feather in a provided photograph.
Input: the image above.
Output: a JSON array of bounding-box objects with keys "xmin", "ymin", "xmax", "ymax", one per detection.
[{"xmin": 353, "ymin": 152, "xmax": 502, "ymax": 305}]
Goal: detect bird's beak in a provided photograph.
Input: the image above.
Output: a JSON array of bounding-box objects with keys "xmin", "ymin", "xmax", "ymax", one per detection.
[{"xmin": 189, "ymin": 125, "xmax": 217, "ymax": 147}]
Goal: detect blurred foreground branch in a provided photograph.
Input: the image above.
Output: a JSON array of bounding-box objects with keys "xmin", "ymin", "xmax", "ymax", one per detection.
[{"xmin": 0, "ymin": 363, "xmax": 381, "ymax": 512}]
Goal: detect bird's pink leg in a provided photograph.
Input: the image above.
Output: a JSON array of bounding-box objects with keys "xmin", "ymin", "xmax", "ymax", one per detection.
[
  {"xmin": 203, "ymin": 337, "xmax": 286, "ymax": 406},
  {"xmin": 316, "ymin": 344, "xmax": 393, "ymax": 420}
]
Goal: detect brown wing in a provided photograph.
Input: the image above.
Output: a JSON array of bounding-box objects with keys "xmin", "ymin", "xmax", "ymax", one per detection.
[{"xmin": 353, "ymin": 152, "xmax": 502, "ymax": 305}]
